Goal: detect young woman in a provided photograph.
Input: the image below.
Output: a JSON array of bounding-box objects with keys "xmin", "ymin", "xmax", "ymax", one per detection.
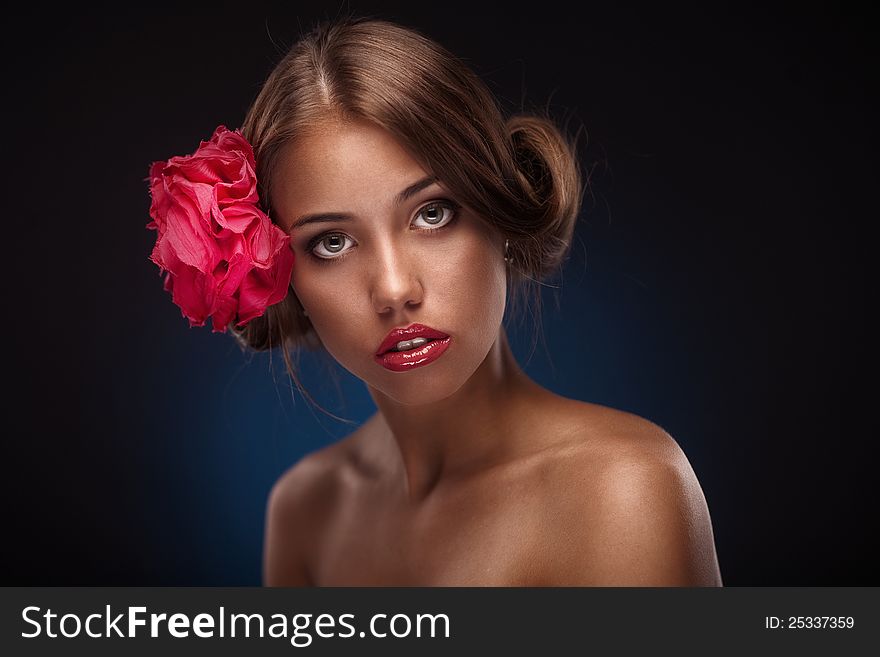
[{"xmin": 148, "ymin": 16, "xmax": 722, "ymax": 586}]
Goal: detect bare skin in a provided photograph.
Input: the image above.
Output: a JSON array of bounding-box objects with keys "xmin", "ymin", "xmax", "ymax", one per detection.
[
  {"xmin": 263, "ymin": 117, "xmax": 723, "ymax": 586},
  {"xmin": 264, "ymin": 329, "xmax": 723, "ymax": 586}
]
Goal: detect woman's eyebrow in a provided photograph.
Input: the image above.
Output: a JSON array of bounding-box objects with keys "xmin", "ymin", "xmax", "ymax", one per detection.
[
  {"xmin": 396, "ymin": 175, "xmax": 439, "ymax": 204},
  {"xmin": 289, "ymin": 212, "xmax": 352, "ymax": 231},
  {"xmin": 289, "ymin": 175, "xmax": 439, "ymax": 231}
]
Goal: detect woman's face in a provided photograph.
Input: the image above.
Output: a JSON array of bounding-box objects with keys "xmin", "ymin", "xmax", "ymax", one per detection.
[{"xmin": 271, "ymin": 118, "xmax": 508, "ymax": 405}]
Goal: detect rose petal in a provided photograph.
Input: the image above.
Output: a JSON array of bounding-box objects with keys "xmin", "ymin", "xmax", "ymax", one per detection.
[
  {"xmin": 216, "ymin": 201, "xmax": 261, "ymax": 234},
  {"xmin": 162, "ymin": 200, "xmax": 220, "ymax": 272},
  {"xmin": 165, "ymin": 263, "xmax": 214, "ymax": 327},
  {"xmin": 236, "ymin": 246, "xmax": 294, "ymax": 325}
]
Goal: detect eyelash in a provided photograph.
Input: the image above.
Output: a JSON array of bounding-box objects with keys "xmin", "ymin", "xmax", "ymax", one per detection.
[{"xmin": 304, "ymin": 199, "xmax": 461, "ymax": 264}]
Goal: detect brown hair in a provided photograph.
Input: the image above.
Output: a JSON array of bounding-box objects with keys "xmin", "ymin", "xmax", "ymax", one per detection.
[{"xmin": 230, "ymin": 15, "xmax": 585, "ymax": 411}]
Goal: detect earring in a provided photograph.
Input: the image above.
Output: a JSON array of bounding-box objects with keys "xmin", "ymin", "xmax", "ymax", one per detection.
[
  {"xmin": 302, "ymin": 308, "xmax": 309, "ymax": 317},
  {"xmin": 503, "ymin": 238, "xmax": 512, "ymax": 264}
]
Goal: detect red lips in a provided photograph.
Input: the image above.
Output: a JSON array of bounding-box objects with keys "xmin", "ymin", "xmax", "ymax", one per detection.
[{"xmin": 375, "ymin": 323, "xmax": 450, "ymax": 356}]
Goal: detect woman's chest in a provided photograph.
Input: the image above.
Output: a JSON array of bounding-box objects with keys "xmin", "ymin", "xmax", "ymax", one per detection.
[{"xmin": 310, "ymin": 478, "xmax": 551, "ymax": 586}]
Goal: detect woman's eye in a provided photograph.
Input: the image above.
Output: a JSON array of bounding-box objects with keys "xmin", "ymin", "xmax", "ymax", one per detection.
[
  {"xmin": 310, "ymin": 233, "xmax": 353, "ymax": 259},
  {"xmin": 306, "ymin": 200, "xmax": 459, "ymax": 262},
  {"xmin": 413, "ymin": 201, "xmax": 457, "ymax": 229}
]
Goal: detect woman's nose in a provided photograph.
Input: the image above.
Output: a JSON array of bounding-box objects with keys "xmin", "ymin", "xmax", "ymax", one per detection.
[{"xmin": 370, "ymin": 240, "xmax": 424, "ymax": 315}]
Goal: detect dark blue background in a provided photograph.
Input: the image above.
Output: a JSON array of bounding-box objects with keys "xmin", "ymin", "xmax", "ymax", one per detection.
[{"xmin": 5, "ymin": 1, "xmax": 875, "ymax": 584}]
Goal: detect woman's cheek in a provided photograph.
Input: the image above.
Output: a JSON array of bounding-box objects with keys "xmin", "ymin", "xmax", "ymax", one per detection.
[
  {"xmin": 301, "ymin": 280, "xmax": 355, "ymax": 331},
  {"xmin": 455, "ymin": 237, "xmax": 506, "ymax": 306}
]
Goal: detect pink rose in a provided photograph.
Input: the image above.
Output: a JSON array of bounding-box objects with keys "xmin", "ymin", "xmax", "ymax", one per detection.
[{"xmin": 146, "ymin": 126, "xmax": 295, "ymax": 332}]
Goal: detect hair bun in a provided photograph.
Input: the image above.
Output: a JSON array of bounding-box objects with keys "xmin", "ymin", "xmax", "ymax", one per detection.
[{"xmin": 506, "ymin": 113, "xmax": 584, "ymax": 280}]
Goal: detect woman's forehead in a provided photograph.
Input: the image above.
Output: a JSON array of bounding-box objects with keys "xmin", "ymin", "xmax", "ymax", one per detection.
[
  {"xmin": 272, "ymin": 120, "xmax": 431, "ymax": 224},
  {"xmin": 280, "ymin": 118, "xmax": 422, "ymax": 179}
]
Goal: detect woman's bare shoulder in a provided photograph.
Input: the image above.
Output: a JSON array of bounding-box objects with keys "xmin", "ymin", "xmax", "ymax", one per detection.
[
  {"xmin": 263, "ymin": 422, "xmax": 372, "ymax": 586},
  {"xmin": 268, "ymin": 422, "xmax": 372, "ymax": 516},
  {"xmin": 538, "ymin": 396, "xmax": 683, "ymax": 463},
  {"xmin": 533, "ymin": 398, "xmax": 723, "ymax": 586}
]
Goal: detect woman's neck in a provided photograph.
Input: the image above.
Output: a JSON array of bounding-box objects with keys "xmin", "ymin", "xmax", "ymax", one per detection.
[{"xmin": 367, "ymin": 329, "xmax": 547, "ymax": 502}]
